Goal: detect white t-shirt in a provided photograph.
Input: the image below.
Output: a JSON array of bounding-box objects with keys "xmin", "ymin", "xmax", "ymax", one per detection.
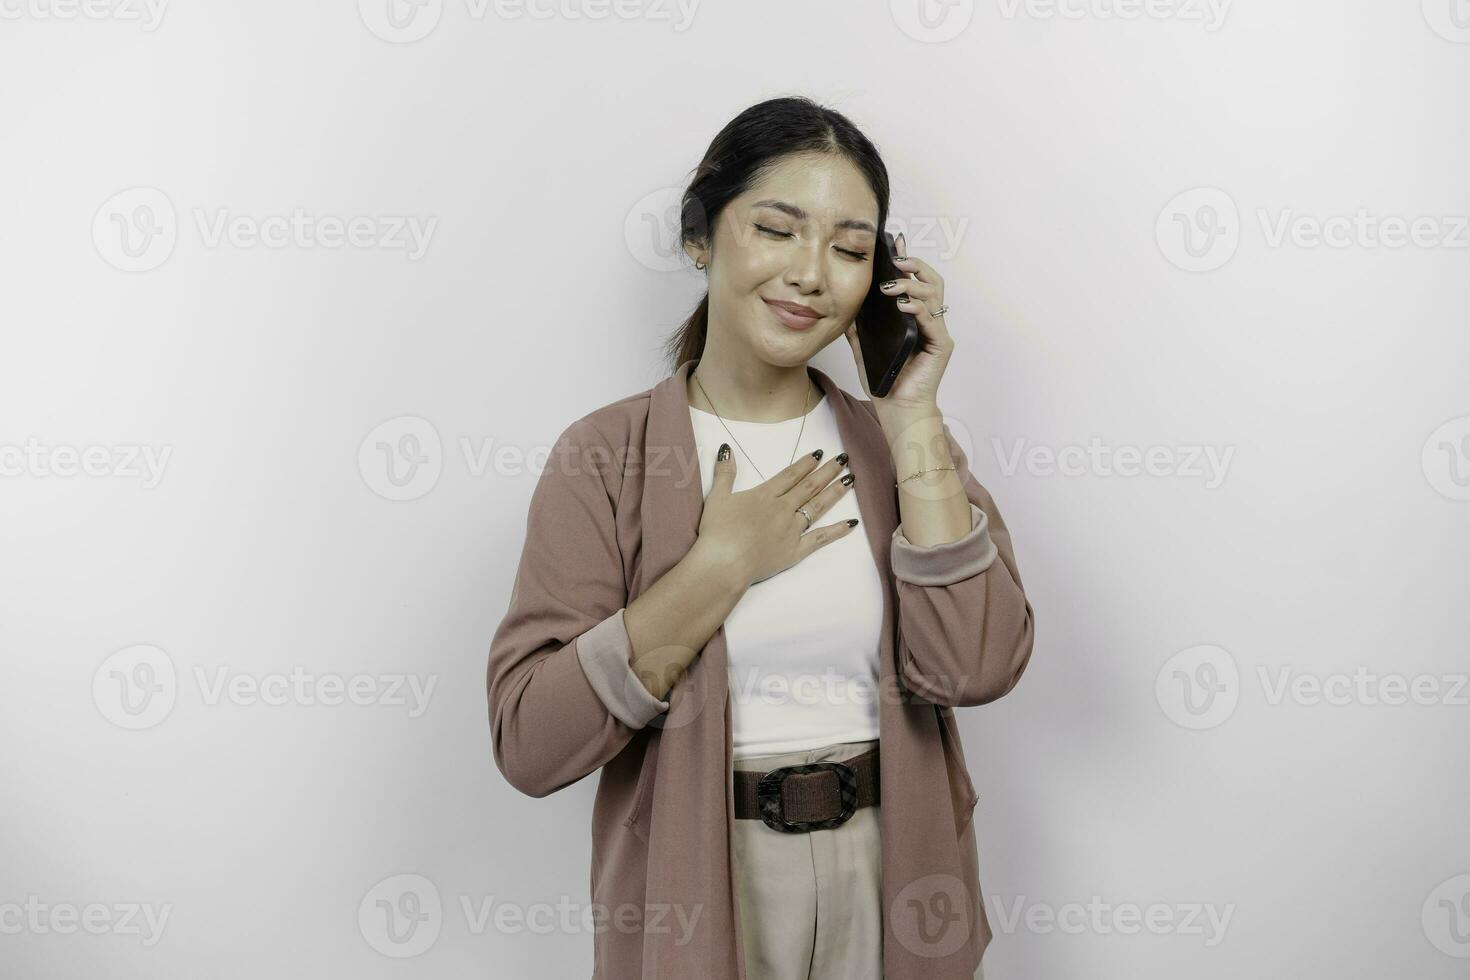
[{"xmin": 689, "ymin": 392, "xmax": 886, "ymax": 760}]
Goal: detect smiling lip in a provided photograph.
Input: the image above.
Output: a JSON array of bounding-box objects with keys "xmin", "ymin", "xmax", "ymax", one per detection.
[{"xmin": 763, "ymin": 298, "xmax": 821, "ymax": 330}]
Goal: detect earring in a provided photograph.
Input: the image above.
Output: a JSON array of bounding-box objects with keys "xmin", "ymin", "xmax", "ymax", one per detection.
[{"xmin": 695, "ymin": 257, "xmax": 707, "ymax": 270}]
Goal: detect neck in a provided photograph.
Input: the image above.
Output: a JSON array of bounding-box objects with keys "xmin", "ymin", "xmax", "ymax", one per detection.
[{"xmin": 688, "ymin": 338, "xmax": 820, "ymax": 424}]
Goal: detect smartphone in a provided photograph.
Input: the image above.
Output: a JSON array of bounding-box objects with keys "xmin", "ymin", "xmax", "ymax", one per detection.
[{"xmin": 856, "ymin": 229, "xmax": 919, "ymax": 399}]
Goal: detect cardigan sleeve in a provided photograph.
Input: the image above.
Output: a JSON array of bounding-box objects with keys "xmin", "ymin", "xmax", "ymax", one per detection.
[
  {"xmin": 889, "ymin": 420, "xmax": 1036, "ymax": 708},
  {"xmin": 487, "ymin": 419, "xmax": 670, "ymax": 798}
]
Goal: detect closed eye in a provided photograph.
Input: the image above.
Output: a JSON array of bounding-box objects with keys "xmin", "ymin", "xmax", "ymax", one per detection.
[{"xmin": 754, "ymin": 224, "xmax": 869, "ymax": 261}]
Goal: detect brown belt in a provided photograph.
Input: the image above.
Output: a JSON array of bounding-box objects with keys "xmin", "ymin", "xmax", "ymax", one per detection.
[{"xmin": 733, "ymin": 746, "xmax": 880, "ymax": 833}]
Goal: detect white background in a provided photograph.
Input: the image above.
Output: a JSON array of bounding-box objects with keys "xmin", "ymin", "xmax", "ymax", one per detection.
[{"xmin": 2, "ymin": 0, "xmax": 1468, "ymax": 977}]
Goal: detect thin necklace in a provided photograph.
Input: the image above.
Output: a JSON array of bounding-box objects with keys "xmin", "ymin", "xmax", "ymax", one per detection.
[{"xmin": 692, "ymin": 368, "xmax": 815, "ymax": 483}]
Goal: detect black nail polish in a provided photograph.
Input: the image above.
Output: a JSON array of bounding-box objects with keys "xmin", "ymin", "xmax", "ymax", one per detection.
[
  {"xmin": 810, "ymin": 449, "xmax": 823, "ymax": 460},
  {"xmin": 834, "ymin": 452, "xmax": 849, "ymax": 466},
  {"xmin": 717, "ymin": 443, "xmax": 731, "ymax": 461},
  {"xmin": 840, "ymin": 473, "xmax": 855, "ymax": 486},
  {"xmin": 846, "ymin": 518, "xmax": 860, "ymax": 527}
]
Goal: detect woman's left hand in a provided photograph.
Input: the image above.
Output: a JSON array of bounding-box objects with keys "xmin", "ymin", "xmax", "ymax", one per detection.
[{"xmin": 843, "ymin": 232, "xmax": 954, "ymax": 425}]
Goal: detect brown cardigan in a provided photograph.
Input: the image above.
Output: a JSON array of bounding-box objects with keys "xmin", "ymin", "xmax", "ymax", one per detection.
[{"xmin": 487, "ymin": 358, "xmax": 1035, "ymax": 979}]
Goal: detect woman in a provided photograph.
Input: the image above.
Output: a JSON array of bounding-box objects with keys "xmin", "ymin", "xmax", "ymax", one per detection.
[{"xmin": 488, "ymin": 96, "xmax": 1034, "ymax": 980}]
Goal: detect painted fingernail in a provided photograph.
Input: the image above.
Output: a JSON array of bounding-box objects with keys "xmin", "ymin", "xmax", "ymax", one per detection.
[
  {"xmin": 718, "ymin": 443, "xmax": 731, "ymax": 461},
  {"xmin": 840, "ymin": 473, "xmax": 855, "ymax": 486},
  {"xmin": 879, "ymin": 280, "xmax": 897, "ymax": 289},
  {"xmin": 810, "ymin": 449, "xmax": 823, "ymax": 460},
  {"xmin": 834, "ymin": 452, "xmax": 849, "ymax": 466},
  {"xmin": 846, "ymin": 518, "xmax": 860, "ymax": 527},
  {"xmin": 898, "ymin": 296, "xmax": 912, "ymax": 303}
]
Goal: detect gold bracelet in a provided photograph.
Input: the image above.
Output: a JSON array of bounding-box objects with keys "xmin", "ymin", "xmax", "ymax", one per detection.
[{"xmin": 896, "ymin": 463, "xmax": 956, "ymax": 486}]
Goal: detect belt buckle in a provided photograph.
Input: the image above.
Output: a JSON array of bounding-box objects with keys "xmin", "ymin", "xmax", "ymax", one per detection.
[{"xmin": 755, "ymin": 760, "xmax": 859, "ymax": 834}]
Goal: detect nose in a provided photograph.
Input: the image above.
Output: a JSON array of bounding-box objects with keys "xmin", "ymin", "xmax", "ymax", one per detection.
[{"xmin": 784, "ymin": 239, "xmax": 827, "ymax": 295}]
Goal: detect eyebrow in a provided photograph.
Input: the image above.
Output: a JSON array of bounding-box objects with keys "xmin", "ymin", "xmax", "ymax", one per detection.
[{"xmin": 751, "ymin": 199, "xmax": 877, "ymax": 235}]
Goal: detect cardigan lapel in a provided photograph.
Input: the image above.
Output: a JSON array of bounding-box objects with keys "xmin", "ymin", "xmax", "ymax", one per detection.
[{"xmin": 637, "ymin": 359, "xmax": 741, "ymax": 976}]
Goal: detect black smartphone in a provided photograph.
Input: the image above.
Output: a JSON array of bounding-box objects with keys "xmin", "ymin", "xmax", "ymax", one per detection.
[{"xmin": 856, "ymin": 229, "xmax": 919, "ymax": 399}]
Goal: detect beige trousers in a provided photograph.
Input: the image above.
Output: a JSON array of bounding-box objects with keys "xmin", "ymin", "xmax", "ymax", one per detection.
[{"xmin": 731, "ymin": 738, "xmax": 986, "ymax": 980}]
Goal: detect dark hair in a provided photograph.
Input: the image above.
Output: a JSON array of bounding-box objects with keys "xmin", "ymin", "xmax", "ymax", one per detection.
[{"xmin": 663, "ymin": 96, "xmax": 891, "ymax": 371}]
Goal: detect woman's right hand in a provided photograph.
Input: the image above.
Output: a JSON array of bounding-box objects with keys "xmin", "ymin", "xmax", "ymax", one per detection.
[{"xmin": 695, "ymin": 445, "xmax": 859, "ymax": 588}]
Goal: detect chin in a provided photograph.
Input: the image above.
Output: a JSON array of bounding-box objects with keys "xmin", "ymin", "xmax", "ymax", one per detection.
[{"xmin": 749, "ymin": 330, "xmax": 816, "ymax": 364}]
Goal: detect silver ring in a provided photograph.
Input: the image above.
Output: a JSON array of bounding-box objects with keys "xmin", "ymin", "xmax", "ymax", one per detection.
[
  {"xmin": 931, "ymin": 304, "xmax": 948, "ymax": 318},
  {"xmin": 796, "ymin": 506, "xmax": 813, "ymax": 530}
]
